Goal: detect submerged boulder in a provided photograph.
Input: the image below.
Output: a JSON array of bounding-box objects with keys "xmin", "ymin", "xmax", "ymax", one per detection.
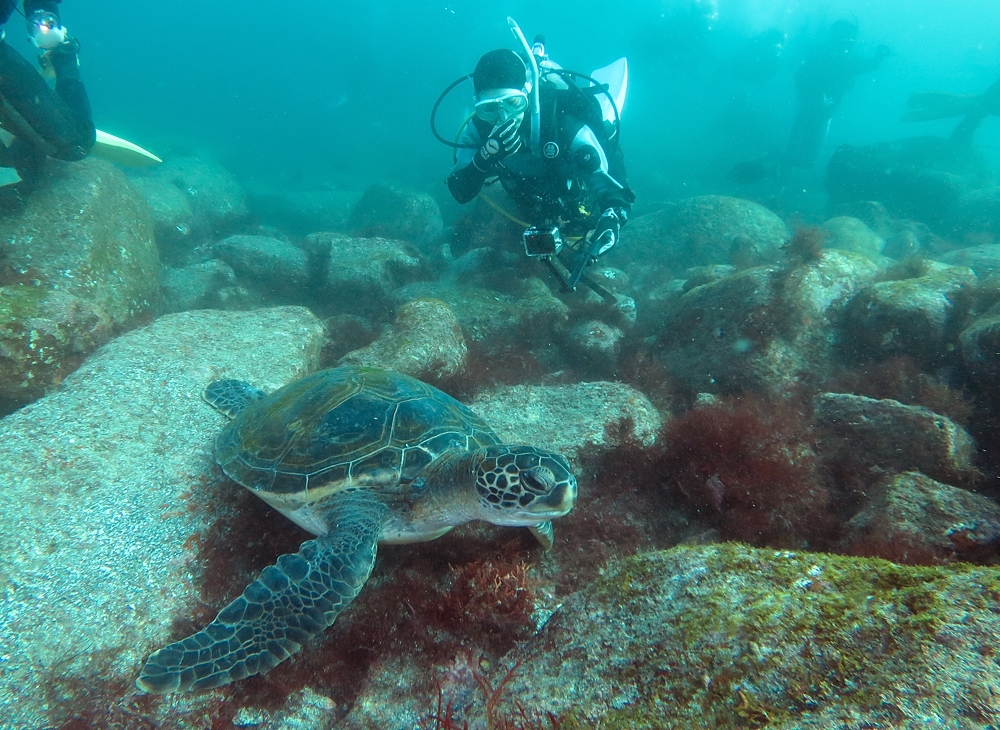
[
  {"xmin": 814, "ymin": 392, "xmax": 978, "ymax": 487},
  {"xmin": 826, "ymin": 136, "xmax": 993, "ymax": 228},
  {"xmin": 346, "ymin": 183, "xmax": 443, "ymax": 247},
  {"xmin": 338, "ymin": 298, "xmax": 467, "ymax": 382},
  {"xmin": 841, "ymin": 471, "xmax": 1000, "ymax": 564},
  {"xmin": 618, "ymin": 195, "xmax": 788, "ymax": 281},
  {"xmin": 843, "ymin": 260, "xmax": 977, "ymax": 366},
  {"xmin": 655, "ymin": 250, "xmax": 880, "ymax": 394},
  {"xmin": 129, "ymin": 156, "xmax": 249, "ymax": 263},
  {"xmin": 0, "ymin": 306, "xmax": 325, "ymax": 729},
  {"xmin": 0, "ymin": 158, "xmax": 159, "ymax": 413},
  {"xmin": 471, "ymin": 380, "xmax": 662, "ymax": 471},
  {"xmin": 495, "ymin": 543, "xmax": 1000, "ymax": 728}
]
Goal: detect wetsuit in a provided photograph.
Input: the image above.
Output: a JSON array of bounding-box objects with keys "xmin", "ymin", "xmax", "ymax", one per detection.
[
  {"xmin": 784, "ymin": 42, "xmax": 888, "ymax": 169},
  {"xmin": 447, "ymin": 85, "xmax": 633, "ymax": 238},
  {"xmin": 0, "ymin": 0, "xmax": 94, "ymax": 179}
]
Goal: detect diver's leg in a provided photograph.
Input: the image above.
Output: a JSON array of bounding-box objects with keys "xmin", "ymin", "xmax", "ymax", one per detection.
[
  {"xmin": 783, "ymin": 98, "xmax": 834, "ymax": 170},
  {"xmin": 0, "ymin": 38, "xmax": 94, "ymax": 165}
]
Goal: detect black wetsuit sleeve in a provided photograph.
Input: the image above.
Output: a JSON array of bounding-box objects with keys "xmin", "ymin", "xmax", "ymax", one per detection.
[
  {"xmin": 601, "ymin": 144, "xmax": 634, "ymax": 216},
  {"xmin": 23, "ymin": 0, "xmax": 61, "ymax": 19},
  {"xmin": 447, "ymin": 161, "xmax": 489, "ymax": 204}
]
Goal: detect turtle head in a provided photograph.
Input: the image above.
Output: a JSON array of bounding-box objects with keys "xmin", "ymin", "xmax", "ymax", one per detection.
[{"xmin": 471, "ymin": 445, "xmax": 577, "ymax": 525}]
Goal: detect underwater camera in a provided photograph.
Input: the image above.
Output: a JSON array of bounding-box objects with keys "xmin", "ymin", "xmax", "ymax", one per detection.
[{"xmin": 523, "ymin": 225, "xmax": 563, "ymax": 258}]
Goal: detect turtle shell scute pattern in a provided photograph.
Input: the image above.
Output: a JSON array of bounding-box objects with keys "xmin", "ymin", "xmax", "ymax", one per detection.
[{"xmin": 213, "ymin": 367, "xmax": 500, "ymax": 498}]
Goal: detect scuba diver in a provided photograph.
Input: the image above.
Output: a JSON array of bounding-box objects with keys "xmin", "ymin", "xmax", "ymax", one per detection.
[
  {"xmin": 729, "ymin": 19, "xmax": 888, "ymax": 184},
  {"xmin": 434, "ymin": 19, "xmax": 634, "ymax": 295},
  {"xmin": 783, "ymin": 19, "xmax": 890, "ymax": 170},
  {"xmin": 0, "ymin": 0, "xmax": 94, "ymax": 191},
  {"xmin": 902, "ymin": 77, "xmax": 1000, "ymax": 146}
]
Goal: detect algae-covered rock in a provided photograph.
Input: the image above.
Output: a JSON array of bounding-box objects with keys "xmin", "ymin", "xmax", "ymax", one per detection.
[
  {"xmin": 160, "ymin": 259, "xmax": 236, "ymax": 313},
  {"xmin": 394, "ymin": 277, "xmax": 570, "ymax": 367},
  {"xmin": 655, "ymin": 250, "xmax": 880, "ymax": 394},
  {"xmin": 961, "ymin": 301, "xmax": 1000, "ymax": 385},
  {"xmin": 213, "ymin": 234, "xmax": 312, "ymax": 299},
  {"xmin": 844, "ymin": 260, "xmax": 977, "ymax": 365},
  {"xmin": 619, "ymin": 195, "xmax": 788, "ymax": 277},
  {"xmin": 814, "ymin": 392, "xmax": 977, "ymax": 487},
  {"xmin": 820, "ymin": 215, "xmax": 885, "ymax": 258},
  {"xmin": 0, "ymin": 158, "xmax": 159, "ymax": 412},
  {"xmin": 338, "ymin": 298, "xmax": 467, "ymax": 382},
  {"xmin": 129, "ymin": 156, "xmax": 249, "ymax": 263},
  {"xmin": 500, "ymin": 542, "xmax": 1000, "ymax": 729},
  {"xmin": 841, "ymin": 471, "xmax": 1000, "ymax": 564}
]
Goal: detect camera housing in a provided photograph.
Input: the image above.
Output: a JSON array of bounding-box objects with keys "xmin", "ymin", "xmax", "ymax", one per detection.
[{"xmin": 522, "ymin": 226, "xmax": 563, "ymax": 258}]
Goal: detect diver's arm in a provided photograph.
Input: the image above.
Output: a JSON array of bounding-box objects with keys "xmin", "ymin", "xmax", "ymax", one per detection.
[
  {"xmin": 447, "ymin": 122, "xmax": 490, "ymax": 204},
  {"xmin": 852, "ymin": 45, "xmax": 891, "ymax": 75},
  {"xmin": 571, "ymin": 125, "xmax": 634, "ymax": 217}
]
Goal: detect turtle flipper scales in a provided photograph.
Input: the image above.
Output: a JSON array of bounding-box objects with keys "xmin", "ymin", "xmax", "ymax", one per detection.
[
  {"xmin": 202, "ymin": 379, "xmax": 268, "ymax": 419},
  {"xmin": 137, "ymin": 494, "xmax": 388, "ymax": 693}
]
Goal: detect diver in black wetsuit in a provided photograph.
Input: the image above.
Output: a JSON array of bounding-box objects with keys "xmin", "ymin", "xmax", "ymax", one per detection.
[
  {"xmin": 446, "ymin": 46, "xmax": 635, "ymax": 285},
  {"xmin": 0, "ymin": 0, "xmax": 94, "ymax": 188},
  {"xmin": 783, "ymin": 19, "xmax": 889, "ymax": 169}
]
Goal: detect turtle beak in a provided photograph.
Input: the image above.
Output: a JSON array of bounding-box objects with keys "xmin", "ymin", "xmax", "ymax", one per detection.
[{"xmin": 539, "ymin": 478, "xmax": 576, "ymax": 516}]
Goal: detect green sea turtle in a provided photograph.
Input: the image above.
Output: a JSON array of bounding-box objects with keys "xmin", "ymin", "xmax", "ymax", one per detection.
[{"xmin": 137, "ymin": 366, "xmax": 577, "ymax": 693}]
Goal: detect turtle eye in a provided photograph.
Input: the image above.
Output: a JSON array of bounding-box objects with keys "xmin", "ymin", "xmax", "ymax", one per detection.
[{"xmin": 521, "ymin": 469, "xmax": 552, "ymax": 495}]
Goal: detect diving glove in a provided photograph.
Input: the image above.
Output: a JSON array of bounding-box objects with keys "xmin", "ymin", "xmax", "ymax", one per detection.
[
  {"xmin": 472, "ymin": 117, "xmax": 522, "ymax": 171},
  {"xmin": 590, "ymin": 207, "xmax": 627, "ymax": 257}
]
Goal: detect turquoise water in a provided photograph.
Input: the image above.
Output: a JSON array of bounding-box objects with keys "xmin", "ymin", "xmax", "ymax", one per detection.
[{"xmin": 4, "ymin": 1, "xmax": 1000, "ymax": 728}]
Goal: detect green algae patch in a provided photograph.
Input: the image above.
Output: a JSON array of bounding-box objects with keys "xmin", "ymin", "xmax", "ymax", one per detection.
[{"xmin": 505, "ymin": 543, "xmax": 1000, "ymax": 729}]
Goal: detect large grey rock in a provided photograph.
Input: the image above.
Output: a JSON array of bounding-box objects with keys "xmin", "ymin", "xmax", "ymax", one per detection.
[
  {"xmin": 248, "ymin": 188, "xmax": 362, "ymax": 237},
  {"xmin": 814, "ymin": 392, "xmax": 977, "ymax": 487},
  {"xmin": 843, "ymin": 260, "xmax": 977, "ymax": 365},
  {"xmin": 656, "ymin": 250, "xmax": 880, "ymax": 394},
  {"xmin": 826, "ymin": 136, "xmax": 993, "ymax": 228},
  {"xmin": 948, "ymin": 186, "xmax": 1000, "ymax": 243},
  {"xmin": 129, "ymin": 156, "xmax": 249, "ymax": 262},
  {"xmin": 160, "ymin": 259, "xmax": 237, "ymax": 313},
  {"xmin": 471, "ymin": 380, "xmax": 662, "ymax": 471},
  {"xmin": 938, "ymin": 243, "xmax": 1000, "ymax": 279},
  {"xmin": 491, "ymin": 543, "xmax": 1000, "ymax": 729},
  {"xmin": 841, "ymin": 471, "xmax": 1000, "ymax": 564},
  {"xmin": 305, "ymin": 233, "xmax": 424, "ymax": 319},
  {"xmin": 394, "ymin": 278, "xmax": 570, "ymax": 367},
  {"xmin": 0, "ymin": 306, "xmax": 325, "ymax": 729},
  {"xmin": 820, "ymin": 215, "xmax": 885, "ymax": 258},
  {"xmin": 618, "ymin": 195, "xmax": 788, "ymax": 282},
  {"xmin": 339, "ymin": 298, "xmax": 467, "ymax": 382},
  {"xmin": 960, "ymin": 301, "xmax": 1000, "ymax": 385},
  {"xmin": 346, "ymin": 183, "xmax": 443, "ymax": 247},
  {"xmin": 213, "ymin": 234, "xmax": 312, "ymax": 299},
  {"xmin": 0, "ymin": 158, "xmax": 160, "ymax": 413}
]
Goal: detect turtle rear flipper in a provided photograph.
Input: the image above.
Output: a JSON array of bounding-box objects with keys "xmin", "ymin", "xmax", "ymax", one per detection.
[
  {"xmin": 203, "ymin": 379, "xmax": 268, "ymax": 419},
  {"xmin": 136, "ymin": 495, "xmax": 387, "ymax": 693}
]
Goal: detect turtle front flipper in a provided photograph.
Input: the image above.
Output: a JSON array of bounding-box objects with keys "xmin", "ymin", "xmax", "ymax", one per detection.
[
  {"xmin": 529, "ymin": 521, "xmax": 555, "ymax": 550},
  {"xmin": 203, "ymin": 379, "xmax": 268, "ymax": 419},
  {"xmin": 136, "ymin": 494, "xmax": 388, "ymax": 693}
]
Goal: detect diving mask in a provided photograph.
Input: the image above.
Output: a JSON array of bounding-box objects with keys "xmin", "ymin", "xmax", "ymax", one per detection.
[
  {"xmin": 28, "ymin": 11, "xmax": 67, "ymax": 50},
  {"xmin": 475, "ymin": 89, "xmax": 529, "ymax": 124}
]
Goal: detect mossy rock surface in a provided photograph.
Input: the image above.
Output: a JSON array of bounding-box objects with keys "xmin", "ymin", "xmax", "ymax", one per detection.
[
  {"xmin": 502, "ymin": 542, "xmax": 1000, "ymax": 729},
  {"xmin": 0, "ymin": 158, "xmax": 159, "ymax": 410}
]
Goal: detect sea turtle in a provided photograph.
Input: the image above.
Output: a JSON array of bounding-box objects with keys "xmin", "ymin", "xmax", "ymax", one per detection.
[{"xmin": 137, "ymin": 366, "xmax": 577, "ymax": 693}]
